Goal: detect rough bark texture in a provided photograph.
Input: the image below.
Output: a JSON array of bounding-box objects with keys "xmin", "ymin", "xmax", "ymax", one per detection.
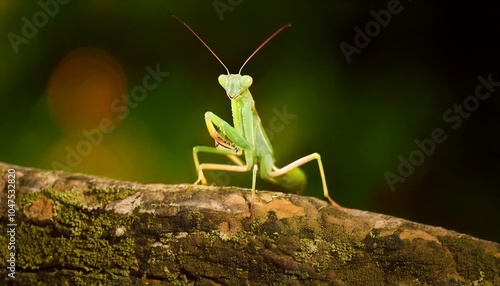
[{"xmin": 0, "ymin": 162, "xmax": 499, "ymax": 285}]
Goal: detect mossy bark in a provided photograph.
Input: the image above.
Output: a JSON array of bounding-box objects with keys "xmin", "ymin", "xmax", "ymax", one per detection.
[{"xmin": 0, "ymin": 162, "xmax": 499, "ymax": 285}]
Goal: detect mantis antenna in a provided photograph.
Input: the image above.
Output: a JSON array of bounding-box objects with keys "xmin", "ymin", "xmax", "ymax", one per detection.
[
  {"xmin": 238, "ymin": 23, "xmax": 291, "ymax": 74},
  {"xmin": 172, "ymin": 15, "xmax": 291, "ymax": 75},
  {"xmin": 172, "ymin": 15, "xmax": 230, "ymax": 75}
]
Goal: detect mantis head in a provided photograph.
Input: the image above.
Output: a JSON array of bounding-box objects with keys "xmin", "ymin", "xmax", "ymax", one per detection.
[
  {"xmin": 173, "ymin": 15, "xmax": 290, "ymax": 99},
  {"xmin": 218, "ymin": 74, "xmax": 253, "ymax": 99}
]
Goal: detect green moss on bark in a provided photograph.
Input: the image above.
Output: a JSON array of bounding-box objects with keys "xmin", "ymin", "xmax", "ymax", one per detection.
[{"xmin": 5, "ymin": 186, "xmax": 140, "ymax": 284}]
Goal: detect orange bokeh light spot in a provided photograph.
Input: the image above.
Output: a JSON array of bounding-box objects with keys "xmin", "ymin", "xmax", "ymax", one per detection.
[{"xmin": 47, "ymin": 47, "xmax": 127, "ymax": 131}]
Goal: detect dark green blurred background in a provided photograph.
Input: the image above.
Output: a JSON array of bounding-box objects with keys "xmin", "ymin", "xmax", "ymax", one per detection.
[{"xmin": 1, "ymin": 1, "xmax": 498, "ymax": 242}]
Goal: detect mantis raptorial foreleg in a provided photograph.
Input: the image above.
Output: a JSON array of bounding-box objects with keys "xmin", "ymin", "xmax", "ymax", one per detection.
[
  {"xmin": 193, "ymin": 111, "xmax": 255, "ymax": 184},
  {"xmin": 204, "ymin": 111, "xmax": 252, "ymax": 151}
]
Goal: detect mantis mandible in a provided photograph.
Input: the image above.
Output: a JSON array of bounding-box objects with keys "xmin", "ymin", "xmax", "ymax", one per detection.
[{"xmin": 173, "ymin": 16, "xmax": 341, "ymax": 216}]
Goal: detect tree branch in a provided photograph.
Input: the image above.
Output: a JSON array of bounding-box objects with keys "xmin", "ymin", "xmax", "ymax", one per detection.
[{"xmin": 0, "ymin": 162, "xmax": 499, "ymax": 285}]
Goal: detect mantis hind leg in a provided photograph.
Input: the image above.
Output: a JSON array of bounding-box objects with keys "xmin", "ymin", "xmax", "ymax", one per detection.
[{"xmin": 264, "ymin": 153, "xmax": 341, "ymax": 208}]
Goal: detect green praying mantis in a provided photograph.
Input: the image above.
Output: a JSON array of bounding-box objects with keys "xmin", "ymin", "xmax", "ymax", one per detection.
[{"xmin": 173, "ymin": 16, "xmax": 341, "ymax": 216}]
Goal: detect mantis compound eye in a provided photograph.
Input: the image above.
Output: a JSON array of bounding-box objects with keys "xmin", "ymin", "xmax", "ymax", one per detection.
[
  {"xmin": 240, "ymin": 75, "xmax": 253, "ymax": 89},
  {"xmin": 218, "ymin": 74, "xmax": 228, "ymax": 87}
]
